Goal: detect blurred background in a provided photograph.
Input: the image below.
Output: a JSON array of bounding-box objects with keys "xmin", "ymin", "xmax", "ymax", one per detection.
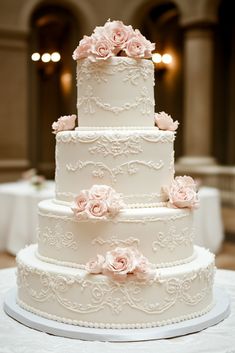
[{"xmin": 0, "ymin": 0, "xmax": 234, "ymax": 268}]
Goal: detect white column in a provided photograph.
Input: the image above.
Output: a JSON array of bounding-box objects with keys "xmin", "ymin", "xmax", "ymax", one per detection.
[{"xmin": 178, "ymin": 26, "xmax": 216, "ymax": 166}]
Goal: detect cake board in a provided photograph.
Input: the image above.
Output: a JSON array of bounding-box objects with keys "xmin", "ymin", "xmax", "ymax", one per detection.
[{"xmin": 4, "ymin": 287, "xmax": 230, "ymax": 342}]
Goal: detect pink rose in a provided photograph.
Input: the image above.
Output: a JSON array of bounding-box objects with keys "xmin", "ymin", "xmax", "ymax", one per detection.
[
  {"xmin": 52, "ymin": 114, "xmax": 77, "ymax": 134},
  {"xmin": 86, "ymin": 254, "xmax": 105, "ymax": 274},
  {"xmin": 89, "ymin": 36, "xmax": 115, "ymax": 62},
  {"xmin": 124, "ymin": 29, "xmax": 155, "ymax": 58},
  {"xmin": 72, "ymin": 36, "xmax": 93, "ymax": 60},
  {"xmin": 86, "ymin": 199, "xmax": 108, "ymax": 219},
  {"xmin": 74, "ymin": 190, "xmax": 89, "ymax": 212},
  {"xmin": 174, "ymin": 176, "xmax": 197, "ymax": 191},
  {"xmin": 102, "ymin": 20, "xmax": 133, "ymax": 49},
  {"xmin": 169, "ymin": 186, "xmax": 199, "ymax": 209},
  {"xmin": 165, "ymin": 176, "xmax": 199, "ymax": 210},
  {"xmin": 106, "ymin": 193, "xmax": 124, "ymax": 216},
  {"xmin": 155, "ymin": 112, "xmax": 179, "ymax": 131},
  {"xmin": 133, "ymin": 29, "xmax": 155, "ymax": 58},
  {"xmin": 124, "ymin": 36, "xmax": 145, "ymax": 58},
  {"xmin": 89, "ymin": 185, "xmax": 112, "ymax": 201},
  {"xmin": 102, "ymin": 247, "xmax": 137, "ymax": 281},
  {"xmin": 133, "ymin": 256, "xmax": 156, "ymax": 281}
]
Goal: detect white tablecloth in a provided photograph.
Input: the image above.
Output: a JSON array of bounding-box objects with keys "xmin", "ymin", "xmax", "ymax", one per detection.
[
  {"xmin": 0, "ymin": 182, "xmax": 224, "ymax": 255},
  {"xmin": 194, "ymin": 187, "xmax": 224, "ymax": 254},
  {"xmin": 0, "ymin": 268, "xmax": 234, "ymax": 353},
  {"xmin": 0, "ymin": 181, "xmax": 55, "ymax": 254}
]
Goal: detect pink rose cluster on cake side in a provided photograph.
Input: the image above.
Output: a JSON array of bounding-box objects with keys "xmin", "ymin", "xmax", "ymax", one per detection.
[
  {"xmin": 86, "ymin": 247, "xmax": 156, "ymax": 281},
  {"xmin": 163, "ymin": 176, "xmax": 199, "ymax": 210},
  {"xmin": 71, "ymin": 185, "xmax": 125, "ymax": 220},
  {"xmin": 52, "ymin": 114, "xmax": 77, "ymax": 134},
  {"xmin": 72, "ymin": 19, "xmax": 155, "ymax": 62}
]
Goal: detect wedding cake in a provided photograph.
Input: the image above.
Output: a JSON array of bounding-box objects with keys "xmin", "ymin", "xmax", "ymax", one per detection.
[{"xmin": 16, "ymin": 20, "xmax": 215, "ymax": 329}]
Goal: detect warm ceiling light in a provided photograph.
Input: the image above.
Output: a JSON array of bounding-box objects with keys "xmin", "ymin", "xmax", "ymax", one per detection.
[
  {"xmin": 31, "ymin": 52, "xmax": 40, "ymax": 61},
  {"xmin": 152, "ymin": 53, "xmax": 162, "ymax": 64},
  {"xmin": 162, "ymin": 53, "xmax": 172, "ymax": 64},
  {"xmin": 51, "ymin": 52, "xmax": 61, "ymax": 62},
  {"xmin": 41, "ymin": 53, "xmax": 51, "ymax": 63}
]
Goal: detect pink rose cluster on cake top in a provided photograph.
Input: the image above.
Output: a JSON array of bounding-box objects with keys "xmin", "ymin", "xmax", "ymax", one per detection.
[
  {"xmin": 71, "ymin": 184, "xmax": 125, "ymax": 220},
  {"xmin": 72, "ymin": 19, "xmax": 155, "ymax": 62}
]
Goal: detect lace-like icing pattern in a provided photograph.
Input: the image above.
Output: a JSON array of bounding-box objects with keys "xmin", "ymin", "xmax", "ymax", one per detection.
[
  {"xmin": 77, "ymin": 58, "xmax": 154, "ymax": 86},
  {"xmin": 66, "ymin": 159, "xmax": 164, "ymax": 184},
  {"xmin": 37, "ymin": 224, "xmax": 78, "ymax": 250},
  {"xmin": 56, "ymin": 131, "xmax": 175, "ymax": 144},
  {"xmin": 17, "ymin": 257, "xmax": 214, "ymax": 316},
  {"xmin": 152, "ymin": 227, "xmax": 195, "ymax": 252},
  {"xmin": 17, "ymin": 298, "xmax": 215, "ymax": 329},
  {"xmin": 77, "ymin": 86, "xmax": 154, "ymax": 116}
]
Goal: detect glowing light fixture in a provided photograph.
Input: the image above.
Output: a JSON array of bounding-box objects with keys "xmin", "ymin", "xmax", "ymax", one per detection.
[
  {"xmin": 51, "ymin": 52, "xmax": 61, "ymax": 62},
  {"xmin": 152, "ymin": 52, "xmax": 173, "ymax": 71},
  {"xmin": 41, "ymin": 53, "xmax": 51, "ymax": 63},
  {"xmin": 152, "ymin": 53, "xmax": 162, "ymax": 64},
  {"xmin": 31, "ymin": 52, "xmax": 40, "ymax": 61},
  {"xmin": 162, "ymin": 53, "xmax": 172, "ymax": 64}
]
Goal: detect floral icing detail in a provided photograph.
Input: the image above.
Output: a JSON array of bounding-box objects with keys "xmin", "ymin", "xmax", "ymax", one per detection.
[
  {"xmin": 77, "ymin": 85, "xmax": 154, "ymax": 115},
  {"xmin": 71, "ymin": 185, "xmax": 125, "ymax": 220},
  {"xmin": 67, "ymin": 159, "xmax": 164, "ymax": 184},
  {"xmin": 52, "ymin": 114, "xmax": 77, "ymax": 134},
  {"xmin": 155, "ymin": 112, "xmax": 179, "ymax": 132},
  {"xmin": 86, "ymin": 247, "xmax": 156, "ymax": 282},
  {"xmin": 163, "ymin": 176, "xmax": 199, "ymax": 210},
  {"xmin": 76, "ymin": 58, "xmax": 153, "ymax": 87},
  {"xmin": 37, "ymin": 225, "xmax": 78, "ymax": 250},
  {"xmin": 73, "ymin": 20, "xmax": 155, "ymax": 62}
]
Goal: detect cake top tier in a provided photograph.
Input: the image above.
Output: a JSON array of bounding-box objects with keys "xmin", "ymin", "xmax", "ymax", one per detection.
[
  {"xmin": 73, "ymin": 20, "xmax": 156, "ymax": 128},
  {"xmin": 73, "ymin": 20, "xmax": 155, "ymax": 62}
]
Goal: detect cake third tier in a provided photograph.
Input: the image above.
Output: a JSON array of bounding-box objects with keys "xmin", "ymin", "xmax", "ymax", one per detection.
[
  {"xmin": 55, "ymin": 128, "xmax": 175, "ymax": 206},
  {"xmin": 37, "ymin": 199, "xmax": 194, "ymax": 269}
]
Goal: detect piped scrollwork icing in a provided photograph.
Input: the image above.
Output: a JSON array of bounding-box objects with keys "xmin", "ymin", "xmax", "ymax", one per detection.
[
  {"xmin": 66, "ymin": 159, "xmax": 164, "ymax": 184},
  {"xmin": 55, "ymin": 131, "xmax": 175, "ymax": 144},
  {"xmin": 77, "ymin": 85, "xmax": 154, "ymax": 116},
  {"xmin": 17, "ymin": 259, "xmax": 214, "ymax": 316},
  {"xmin": 152, "ymin": 227, "xmax": 195, "ymax": 252},
  {"xmin": 37, "ymin": 224, "xmax": 78, "ymax": 250},
  {"xmin": 77, "ymin": 58, "xmax": 154, "ymax": 87}
]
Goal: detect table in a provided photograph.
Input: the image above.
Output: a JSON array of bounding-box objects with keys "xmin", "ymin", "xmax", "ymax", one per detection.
[
  {"xmin": 0, "ymin": 181, "xmax": 55, "ymax": 254},
  {"xmin": 0, "ymin": 182, "xmax": 224, "ymax": 256},
  {"xmin": 195, "ymin": 187, "xmax": 224, "ymax": 254},
  {"xmin": 0, "ymin": 268, "xmax": 234, "ymax": 353}
]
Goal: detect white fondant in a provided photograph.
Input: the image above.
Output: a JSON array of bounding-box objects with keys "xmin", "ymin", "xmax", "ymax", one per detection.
[
  {"xmin": 37, "ymin": 199, "xmax": 194, "ymax": 268},
  {"xmin": 77, "ymin": 57, "xmax": 155, "ymax": 127},
  {"xmin": 16, "ymin": 245, "xmax": 215, "ymax": 328},
  {"xmin": 55, "ymin": 129, "xmax": 175, "ymax": 205}
]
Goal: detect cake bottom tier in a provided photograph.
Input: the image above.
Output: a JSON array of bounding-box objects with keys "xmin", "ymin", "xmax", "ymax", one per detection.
[{"xmin": 16, "ymin": 245, "xmax": 215, "ymax": 329}]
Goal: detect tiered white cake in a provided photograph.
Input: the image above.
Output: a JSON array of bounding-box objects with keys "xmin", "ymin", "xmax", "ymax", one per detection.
[{"xmin": 16, "ymin": 21, "xmax": 215, "ymax": 329}]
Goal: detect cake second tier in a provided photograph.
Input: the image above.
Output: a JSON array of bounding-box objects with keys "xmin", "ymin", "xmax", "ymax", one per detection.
[{"xmin": 55, "ymin": 128, "xmax": 175, "ymax": 206}]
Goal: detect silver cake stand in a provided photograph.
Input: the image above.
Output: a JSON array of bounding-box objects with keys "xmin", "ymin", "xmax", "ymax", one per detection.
[{"xmin": 4, "ymin": 287, "xmax": 230, "ymax": 342}]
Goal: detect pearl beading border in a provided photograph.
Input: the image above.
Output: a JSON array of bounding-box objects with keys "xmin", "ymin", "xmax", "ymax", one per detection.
[
  {"xmin": 16, "ymin": 297, "xmax": 215, "ymax": 329},
  {"xmin": 35, "ymin": 248, "xmax": 196, "ymax": 270}
]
